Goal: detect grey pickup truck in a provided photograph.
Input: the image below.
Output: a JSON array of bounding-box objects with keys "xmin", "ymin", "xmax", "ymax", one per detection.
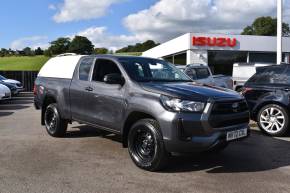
[{"xmin": 34, "ymin": 54, "xmax": 250, "ymax": 171}]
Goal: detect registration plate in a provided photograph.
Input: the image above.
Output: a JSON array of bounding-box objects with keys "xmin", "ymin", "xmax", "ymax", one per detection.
[{"xmin": 226, "ymin": 129, "xmax": 247, "ymax": 141}]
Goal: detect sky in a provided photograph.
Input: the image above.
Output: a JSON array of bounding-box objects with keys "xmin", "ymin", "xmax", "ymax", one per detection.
[{"xmin": 0, "ymin": 0, "xmax": 290, "ymax": 51}]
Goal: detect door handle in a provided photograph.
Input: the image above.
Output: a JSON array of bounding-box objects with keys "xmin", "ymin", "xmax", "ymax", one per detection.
[
  {"xmin": 85, "ymin": 86, "xmax": 93, "ymax": 92},
  {"xmin": 284, "ymin": 88, "xmax": 290, "ymax": 92}
]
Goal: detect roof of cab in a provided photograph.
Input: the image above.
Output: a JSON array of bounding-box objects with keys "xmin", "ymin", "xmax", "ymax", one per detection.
[{"xmin": 38, "ymin": 54, "xmax": 162, "ymax": 79}]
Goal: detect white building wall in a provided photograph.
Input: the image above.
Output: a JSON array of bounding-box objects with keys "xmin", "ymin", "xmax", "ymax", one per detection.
[
  {"xmin": 142, "ymin": 33, "xmax": 190, "ymax": 58},
  {"xmin": 189, "ymin": 50, "xmax": 208, "ymax": 65}
]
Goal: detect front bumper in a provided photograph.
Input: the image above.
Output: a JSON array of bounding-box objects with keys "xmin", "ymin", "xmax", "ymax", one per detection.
[
  {"xmin": 13, "ymin": 87, "xmax": 24, "ymax": 95},
  {"xmin": 157, "ymin": 101, "xmax": 250, "ymax": 153},
  {"xmin": 0, "ymin": 93, "xmax": 11, "ymax": 100},
  {"xmin": 163, "ymin": 123, "xmax": 250, "ymax": 153}
]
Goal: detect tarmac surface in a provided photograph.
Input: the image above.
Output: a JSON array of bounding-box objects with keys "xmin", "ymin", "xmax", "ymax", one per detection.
[{"xmin": 0, "ymin": 93, "xmax": 290, "ymax": 193}]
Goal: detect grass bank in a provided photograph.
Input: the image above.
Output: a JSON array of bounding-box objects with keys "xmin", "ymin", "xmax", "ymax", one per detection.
[{"xmin": 0, "ymin": 56, "xmax": 50, "ymax": 71}]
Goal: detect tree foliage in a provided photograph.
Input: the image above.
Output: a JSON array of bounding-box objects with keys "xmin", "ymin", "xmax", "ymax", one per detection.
[
  {"xmin": 69, "ymin": 36, "xmax": 94, "ymax": 54},
  {"xmin": 0, "ymin": 48, "xmax": 9, "ymax": 57},
  {"xmin": 35, "ymin": 47, "xmax": 44, "ymax": 55},
  {"xmin": 94, "ymin": 47, "xmax": 109, "ymax": 54},
  {"xmin": 116, "ymin": 40, "xmax": 159, "ymax": 53},
  {"xmin": 22, "ymin": 47, "xmax": 34, "ymax": 56},
  {"xmin": 48, "ymin": 37, "xmax": 71, "ymax": 55},
  {"xmin": 241, "ymin": 16, "xmax": 290, "ymax": 36}
]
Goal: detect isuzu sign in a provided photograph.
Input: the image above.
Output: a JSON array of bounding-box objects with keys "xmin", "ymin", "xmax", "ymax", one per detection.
[{"xmin": 192, "ymin": 36, "xmax": 237, "ymax": 47}]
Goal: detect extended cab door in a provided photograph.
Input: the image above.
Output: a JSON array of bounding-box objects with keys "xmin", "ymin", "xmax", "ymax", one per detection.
[
  {"xmin": 85, "ymin": 58, "xmax": 126, "ymax": 132},
  {"xmin": 70, "ymin": 56, "xmax": 95, "ymax": 123}
]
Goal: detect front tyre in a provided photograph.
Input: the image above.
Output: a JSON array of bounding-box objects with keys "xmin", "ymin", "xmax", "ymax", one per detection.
[
  {"xmin": 257, "ymin": 104, "xmax": 289, "ymax": 137},
  {"xmin": 128, "ymin": 119, "xmax": 168, "ymax": 171},
  {"xmin": 44, "ymin": 103, "xmax": 67, "ymax": 137}
]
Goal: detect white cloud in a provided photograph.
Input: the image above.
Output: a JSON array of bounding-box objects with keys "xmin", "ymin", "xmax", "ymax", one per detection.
[
  {"xmin": 48, "ymin": 4, "xmax": 57, "ymax": 10},
  {"xmin": 52, "ymin": 0, "xmax": 121, "ymax": 23},
  {"xmin": 11, "ymin": 0, "xmax": 290, "ymax": 52},
  {"xmin": 76, "ymin": 26, "xmax": 149, "ymax": 51},
  {"xmin": 124, "ymin": 0, "xmax": 290, "ymax": 42},
  {"xmin": 10, "ymin": 36, "xmax": 49, "ymax": 50}
]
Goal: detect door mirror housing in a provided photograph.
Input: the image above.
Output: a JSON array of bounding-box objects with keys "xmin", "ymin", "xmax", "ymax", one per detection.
[{"xmin": 103, "ymin": 73, "xmax": 125, "ymax": 85}]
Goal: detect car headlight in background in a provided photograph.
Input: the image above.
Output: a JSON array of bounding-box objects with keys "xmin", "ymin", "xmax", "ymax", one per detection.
[{"xmin": 160, "ymin": 95, "xmax": 205, "ymax": 112}]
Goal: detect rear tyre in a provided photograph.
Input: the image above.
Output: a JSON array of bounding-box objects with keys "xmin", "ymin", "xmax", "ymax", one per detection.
[
  {"xmin": 257, "ymin": 104, "xmax": 289, "ymax": 137},
  {"xmin": 44, "ymin": 103, "xmax": 67, "ymax": 137},
  {"xmin": 128, "ymin": 119, "xmax": 168, "ymax": 171}
]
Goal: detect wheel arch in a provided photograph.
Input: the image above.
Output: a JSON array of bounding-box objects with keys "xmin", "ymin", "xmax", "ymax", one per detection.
[
  {"xmin": 122, "ymin": 111, "xmax": 157, "ymax": 148},
  {"xmin": 41, "ymin": 95, "xmax": 57, "ymax": 125}
]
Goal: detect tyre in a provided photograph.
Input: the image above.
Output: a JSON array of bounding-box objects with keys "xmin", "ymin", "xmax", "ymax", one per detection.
[
  {"xmin": 128, "ymin": 119, "xmax": 168, "ymax": 171},
  {"xmin": 257, "ymin": 104, "xmax": 289, "ymax": 137},
  {"xmin": 44, "ymin": 103, "xmax": 68, "ymax": 137}
]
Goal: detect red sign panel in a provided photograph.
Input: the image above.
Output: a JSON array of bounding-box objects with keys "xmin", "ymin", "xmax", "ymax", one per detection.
[{"xmin": 192, "ymin": 36, "xmax": 237, "ymax": 47}]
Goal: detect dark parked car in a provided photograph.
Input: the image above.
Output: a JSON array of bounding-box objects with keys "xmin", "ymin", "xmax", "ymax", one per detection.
[
  {"xmin": 34, "ymin": 54, "xmax": 250, "ymax": 171},
  {"xmin": 243, "ymin": 64, "xmax": 290, "ymax": 136}
]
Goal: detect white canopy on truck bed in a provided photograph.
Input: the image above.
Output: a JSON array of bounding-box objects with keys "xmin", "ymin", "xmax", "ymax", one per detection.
[{"xmin": 38, "ymin": 55, "xmax": 84, "ymax": 79}]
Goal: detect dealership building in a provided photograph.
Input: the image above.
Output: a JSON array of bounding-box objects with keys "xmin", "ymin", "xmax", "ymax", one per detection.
[{"xmin": 142, "ymin": 33, "xmax": 290, "ymax": 75}]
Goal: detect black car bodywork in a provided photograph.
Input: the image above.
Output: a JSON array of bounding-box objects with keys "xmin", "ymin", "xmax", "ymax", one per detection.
[
  {"xmin": 34, "ymin": 55, "xmax": 250, "ymax": 171},
  {"xmin": 243, "ymin": 64, "xmax": 290, "ymax": 136}
]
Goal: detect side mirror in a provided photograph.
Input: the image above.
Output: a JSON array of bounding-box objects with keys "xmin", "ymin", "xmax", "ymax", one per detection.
[{"xmin": 103, "ymin": 73, "xmax": 125, "ymax": 85}]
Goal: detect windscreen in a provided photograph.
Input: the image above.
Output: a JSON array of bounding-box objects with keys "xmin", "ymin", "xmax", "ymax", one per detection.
[{"xmin": 119, "ymin": 58, "xmax": 191, "ymax": 82}]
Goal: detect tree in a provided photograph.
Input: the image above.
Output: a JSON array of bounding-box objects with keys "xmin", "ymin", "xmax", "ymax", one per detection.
[
  {"xmin": 241, "ymin": 16, "xmax": 290, "ymax": 36},
  {"xmin": 116, "ymin": 40, "xmax": 159, "ymax": 53},
  {"xmin": 22, "ymin": 47, "xmax": 34, "ymax": 56},
  {"xmin": 48, "ymin": 37, "xmax": 71, "ymax": 55},
  {"xmin": 142, "ymin": 40, "xmax": 160, "ymax": 51},
  {"xmin": 35, "ymin": 47, "xmax": 44, "ymax": 55},
  {"xmin": 68, "ymin": 36, "xmax": 94, "ymax": 54},
  {"xmin": 0, "ymin": 48, "xmax": 9, "ymax": 57},
  {"xmin": 43, "ymin": 49, "xmax": 52, "ymax": 57},
  {"xmin": 94, "ymin": 48, "xmax": 109, "ymax": 54}
]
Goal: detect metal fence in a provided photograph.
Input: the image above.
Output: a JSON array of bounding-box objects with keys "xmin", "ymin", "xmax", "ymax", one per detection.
[{"xmin": 0, "ymin": 71, "xmax": 39, "ymax": 92}]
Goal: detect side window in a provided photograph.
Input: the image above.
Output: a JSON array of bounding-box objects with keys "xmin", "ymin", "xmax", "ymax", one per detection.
[
  {"xmin": 196, "ymin": 68, "xmax": 210, "ymax": 79},
  {"xmin": 79, "ymin": 58, "xmax": 94, "ymax": 81},
  {"xmin": 185, "ymin": 69, "xmax": 197, "ymax": 80},
  {"xmin": 92, "ymin": 59, "xmax": 121, "ymax": 82},
  {"xmin": 248, "ymin": 67, "xmax": 287, "ymax": 84}
]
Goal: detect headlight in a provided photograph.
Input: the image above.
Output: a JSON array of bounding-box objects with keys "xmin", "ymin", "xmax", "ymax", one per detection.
[{"xmin": 160, "ymin": 95, "xmax": 205, "ymax": 112}]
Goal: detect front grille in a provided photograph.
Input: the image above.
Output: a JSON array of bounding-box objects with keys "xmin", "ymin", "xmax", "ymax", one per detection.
[
  {"xmin": 211, "ymin": 100, "xmax": 248, "ymax": 114},
  {"xmin": 209, "ymin": 100, "xmax": 249, "ymax": 128}
]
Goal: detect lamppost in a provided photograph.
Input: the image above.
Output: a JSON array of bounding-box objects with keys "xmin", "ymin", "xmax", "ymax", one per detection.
[{"xmin": 277, "ymin": 0, "xmax": 282, "ymax": 64}]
